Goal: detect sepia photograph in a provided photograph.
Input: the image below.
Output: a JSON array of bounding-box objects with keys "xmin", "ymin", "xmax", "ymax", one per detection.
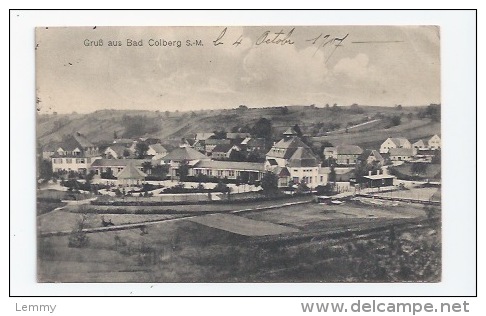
[{"xmin": 35, "ymin": 25, "xmax": 442, "ymax": 283}]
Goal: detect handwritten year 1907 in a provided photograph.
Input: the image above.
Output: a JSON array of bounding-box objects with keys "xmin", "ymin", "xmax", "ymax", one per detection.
[{"xmin": 212, "ymin": 27, "xmax": 349, "ymax": 62}]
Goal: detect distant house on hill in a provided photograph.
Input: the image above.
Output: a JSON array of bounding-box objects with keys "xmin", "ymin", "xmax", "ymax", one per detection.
[
  {"xmin": 428, "ymin": 134, "xmax": 441, "ymax": 150},
  {"xmin": 380, "ymin": 137, "xmax": 412, "ymax": 153},
  {"xmin": 412, "ymin": 139, "xmax": 428, "ymax": 150},
  {"xmin": 323, "ymin": 145, "xmax": 363, "ymax": 165}
]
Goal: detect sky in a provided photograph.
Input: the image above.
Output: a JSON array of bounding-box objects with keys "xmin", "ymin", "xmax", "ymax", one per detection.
[{"xmin": 35, "ymin": 25, "xmax": 440, "ymax": 114}]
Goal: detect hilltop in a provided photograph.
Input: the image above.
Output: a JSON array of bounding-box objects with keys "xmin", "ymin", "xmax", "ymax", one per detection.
[{"xmin": 36, "ymin": 104, "xmax": 440, "ymax": 150}]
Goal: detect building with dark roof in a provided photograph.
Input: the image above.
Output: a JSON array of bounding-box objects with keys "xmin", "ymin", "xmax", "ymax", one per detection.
[
  {"xmin": 265, "ymin": 131, "xmax": 324, "ymax": 188},
  {"xmin": 191, "ymin": 160, "xmax": 265, "ymax": 182},
  {"xmin": 323, "ymin": 144, "xmax": 363, "ymax": 165},
  {"xmin": 50, "ymin": 132, "xmax": 102, "ymax": 173}
]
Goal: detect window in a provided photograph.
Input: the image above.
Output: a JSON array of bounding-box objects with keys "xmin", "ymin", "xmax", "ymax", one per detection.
[
  {"xmin": 320, "ymin": 176, "xmax": 323, "ymax": 182},
  {"xmin": 217, "ymin": 170, "xmax": 223, "ymax": 177},
  {"xmin": 76, "ymin": 158, "xmax": 85, "ymax": 164},
  {"xmin": 229, "ymin": 170, "xmax": 235, "ymax": 177},
  {"xmin": 66, "ymin": 158, "xmax": 72, "ymax": 164}
]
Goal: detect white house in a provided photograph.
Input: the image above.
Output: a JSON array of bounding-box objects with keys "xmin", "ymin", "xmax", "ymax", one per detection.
[
  {"xmin": 147, "ymin": 144, "xmax": 168, "ymax": 160},
  {"xmin": 265, "ymin": 128, "xmax": 327, "ymax": 188},
  {"xmin": 50, "ymin": 132, "xmax": 102, "ymax": 173},
  {"xmin": 428, "ymin": 134, "xmax": 441, "ymax": 150},
  {"xmin": 380, "ymin": 137, "xmax": 412, "ymax": 153},
  {"xmin": 389, "ymin": 147, "xmax": 416, "ymax": 162}
]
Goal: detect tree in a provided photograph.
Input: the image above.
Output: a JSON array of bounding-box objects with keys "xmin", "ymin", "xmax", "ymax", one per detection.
[
  {"xmin": 411, "ymin": 162, "xmax": 428, "ymax": 175},
  {"xmin": 113, "ymin": 130, "xmax": 118, "ymax": 139},
  {"xmin": 293, "ymin": 124, "xmax": 303, "ymax": 137},
  {"xmin": 261, "ymin": 172, "xmax": 279, "ymax": 196},
  {"xmin": 135, "ymin": 142, "xmax": 149, "ymax": 158},
  {"xmin": 390, "ymin": 115, "xmax": 401, "ymax": 126},
  {"xmin": 142, "ymin": 161, "xmax": 153, "ymax": 173},
  {"xmin": 178, "ymin": 160, "xmax": 189, "ymax": 181},
  {"xmin": 329, "ymin": 164, "xmax": 337, "ymax": 183},
  {"xmin": 396, "ymin": 104, "xmax": 403, "ymax": 110},
  {"xmin": 39, "ymin": 159, "xmax": 53, "ymax": 180},
  {"xmin": 281, "ymin": 106, "xmax": 289, "ymax": 115},
  {"xmin": 252, "ymin": 118, "xmax": 272, "ymax": 139},
  {"xmin": 123, "ymin": 149, "xmax": 131, "ymax": 158}
]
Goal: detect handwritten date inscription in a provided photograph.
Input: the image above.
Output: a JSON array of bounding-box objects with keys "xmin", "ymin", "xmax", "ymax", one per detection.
[{"xmin": 213, "ymin": 27, "xmax": 348, "ymax": 63}]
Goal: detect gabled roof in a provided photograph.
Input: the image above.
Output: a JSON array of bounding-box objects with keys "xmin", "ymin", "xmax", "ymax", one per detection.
[
  {"xmin": 359, "ymin": 149, "xmax": 384, "ymax": 161},
  {"xmin": 212, "ymin": 144, "xmax": 234, "ymax": 153},
  {"xmin": 288, "ymin": 147, "xmax": 319, "ymax": 167},
  {"xmin": 389, "ymin": 147, "xmax": 414, "ymax": 156},
  {"xmin": 195, "ymin": 133, "xmax": 215, "ymax": 141},
  {"xmin": 413, "ymin": 139, "xmax": 426, "ymax": 147},
  {"xmin": 335, "ymin": 145, "xmax": 363, "ymax": 155},
  {"xmin": 58, "ymin": 132, "xmax": 95, "ymax": 151},
  {"xmin": 267, "ymin": 136, "xmax": 310, "ymax": 159},
  {"xmin": 283, "ymin": 127, "xmax": 298, "ymax": 136},
  {"xmin": 277, "ymin": 167, "xmax": 291, "ymax": 177},
  {"xmin": 149, "ymin": 143, "xmax": 167, "ymax": 154},
  {"xmin": 106, "ymin": 144, "xmax": 128, "ymax": 157},
  {"xmin": 117, "ymin": 163, "xmax": 147, "ymax": 180},
  {"xmin": 388, "ymin": 137, "xmax": 410, "ymax": 147},
  {"xmin": 163, "ymin": 147, "xmax": 208, "ymax": 161}
]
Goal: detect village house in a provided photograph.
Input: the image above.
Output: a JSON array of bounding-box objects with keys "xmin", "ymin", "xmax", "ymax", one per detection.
[
  {"xmin": 50, "ymin": 132, "xmax": 102, "ymax": 173},
  {"xmin": 204, "ymin": 138, "xmax": 231, "ymax": 155},
  {"xmin": 379, "ymin": 137, "xmax": 412, "ymax": 153},
  {"xmin": 361, "ymin": 169, "xmax": 395, "ymax": 188},
  {"xmin": 323, "ymin": 145, "xmax": 363, "ymax": 165},
  {"xmin": 191, "ymin": 160, "xmax": 265, "ymax": 182},
  {"xmin": 41, "ymin": 142, "xmax": 61, "ymax": 159},
  {"xmin": 265, "ymin": 128, "xmax": 328, "ymax": 188},
  {"xmin": 162, "ymin": 146, "xmax": 210, "ymax": 180},
  {"xmin": 104, "ymin": 144, "xmax": 130, "ymax": 159},
  {"xmin": 90, "ymin": 158, "xmax": 149, "ymax": 178},
  {"xmin": 412, "ymin": 134, "xmax": 441, "ymax": 151},
  {"xmin": 389, "ymin": 147, "xmax": 416, "ymax": 162},
  {"xmin": 412, "ymin": 139, "xmax": 428, "ymax": 150},
  {"xmin": 146, "ymin": 143, "xmax": 168, "ymax": 160},
  {"xmin": 240, "ymin": 137, "xmax": 267, "ymax": 152},
  {"xmin": 358, "ymin": 149, "xmax": 385, "ymax": 166},
  {"xmin": 194, "ymin": 132, "xmax": 215, "ymax": 141},
  {"xmin": 211, "ymin": 144, "xmax": 237, "ymax": 160},
  {"xmin": 428, "ymin": 134, "xmax": 441, "ymax": 150}
]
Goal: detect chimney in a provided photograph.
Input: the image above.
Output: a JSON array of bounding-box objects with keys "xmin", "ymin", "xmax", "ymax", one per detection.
[{"xmin": 368, "ymin": 170, "xmax": 372, "ymax": 176}]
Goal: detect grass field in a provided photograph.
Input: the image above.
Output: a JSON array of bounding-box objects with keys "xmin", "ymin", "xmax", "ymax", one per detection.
[{"xmin": 37, "ymin": 198, "xmax": 438, "ymax": 283}]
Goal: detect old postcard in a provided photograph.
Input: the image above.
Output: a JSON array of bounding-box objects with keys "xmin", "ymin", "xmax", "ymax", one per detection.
[{"xmin": 36, "ymin": 26, "xmax": 441, "ymax": 283}]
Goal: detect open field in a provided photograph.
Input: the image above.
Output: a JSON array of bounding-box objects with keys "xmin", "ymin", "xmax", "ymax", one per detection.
[{"xmin": 38, "ymin": 198, "xmax": 438, "ymax": 282}]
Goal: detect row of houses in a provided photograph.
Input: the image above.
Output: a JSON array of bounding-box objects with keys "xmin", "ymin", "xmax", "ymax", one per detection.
[
  {"xmin": 324, "ymin": 135, "xmax": 441, "ymax": 166},
  {"xmin": 43, "ymin": 128, "xmax": 331, "ymax": 189}
]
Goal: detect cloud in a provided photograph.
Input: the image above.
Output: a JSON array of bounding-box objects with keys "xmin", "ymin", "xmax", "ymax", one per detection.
[{"xmin": 333, "ymin": 53, "xmax": 373, "ymax": 80}]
